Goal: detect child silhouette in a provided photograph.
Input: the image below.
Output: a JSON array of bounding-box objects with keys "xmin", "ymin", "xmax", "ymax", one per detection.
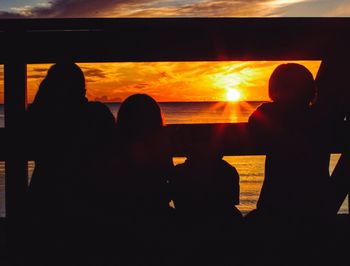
[
  {"xmin": 172, "ymin": 141, "xmax": 242, "ymax": 223},
  {"xmin": 248, "ymin": 63, "xmax": 331, "ymax": 219}
]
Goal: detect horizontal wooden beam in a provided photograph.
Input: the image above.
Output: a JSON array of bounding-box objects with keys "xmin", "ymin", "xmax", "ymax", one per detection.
[
  {"xmin": 0, "ymin": 18, "xmax": 350, "ymax": 63},
  {"xmin": 0, "ymin": 122, "xmax": 347, "ymax": 159}
]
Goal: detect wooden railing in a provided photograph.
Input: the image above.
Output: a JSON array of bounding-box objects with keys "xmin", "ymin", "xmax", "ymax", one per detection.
[{"xmin": 1, "ymin": 18, "xmax": 350, "ymax": 218}]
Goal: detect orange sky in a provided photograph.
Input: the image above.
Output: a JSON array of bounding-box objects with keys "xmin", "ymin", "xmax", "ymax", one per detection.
[{"xmin": 0, "ymin": 61, "xmax": 321, "ymax": 103}]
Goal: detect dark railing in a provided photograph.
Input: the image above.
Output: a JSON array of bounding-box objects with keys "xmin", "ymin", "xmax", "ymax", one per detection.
[{"xmin": 1, "ymin": 18, "xmax": 350, "ymax": 218}]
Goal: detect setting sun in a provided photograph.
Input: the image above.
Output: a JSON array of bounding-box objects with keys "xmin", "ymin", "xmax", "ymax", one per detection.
[{"xmin": 226, "ymin": 88, "xmax": 241, "ymax": 102}]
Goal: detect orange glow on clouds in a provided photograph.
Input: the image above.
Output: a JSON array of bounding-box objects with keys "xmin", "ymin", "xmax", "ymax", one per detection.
[{"xmin": 0, "ymin": 61, "xmax": 321, "ymax": 103}]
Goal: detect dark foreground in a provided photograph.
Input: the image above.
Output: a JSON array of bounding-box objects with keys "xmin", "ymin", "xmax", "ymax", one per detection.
[{"xmin": 0, "ymin": 215, "xmax": 349, "ymax": 266}]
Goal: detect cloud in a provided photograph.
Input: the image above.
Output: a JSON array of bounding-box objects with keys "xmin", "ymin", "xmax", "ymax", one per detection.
[
  {"xmin": 30, "ymin": 0, "xmax": 121, "ymax": 17},
  {"xmin": 109, "ymin": 96, "xmax": 122, "ymax": 102},
  {"xmin": 134, "ymin": 83, "xmax": 149, "ymax": 89},
  {"xmin": 82, "ymin": 67, "xmax": 107, "ymax": 79},
  {"xmin": 0, "ymin": 11, "xmax": 25, "ymax": 18},
  {"xmin": 108, "ymin": 0, "xmax": 285, "ymax": 17},
  {"xmin": 28, "ymin": 74, "xmax": 46, "ymax": 79},
  {"xmin": 0, "ymin": 0, "xmax": 330, "ymax": 18},
  {"xmin": 26, "ymin": 65, "xmax": 50, "ymax": 80},
  {"xmin": 94, "ymin": 95, "xmax": 109, "ymax": 102},
  {"xmin": 0, "ymin": 0, "xmax": 158, "ymax": 18},
  {"xmin": 32, "ymin": 67, "xmax": 49, "ymax": 73}
]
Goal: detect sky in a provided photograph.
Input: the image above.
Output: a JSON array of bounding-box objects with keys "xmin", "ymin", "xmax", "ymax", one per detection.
[
  {"xmin": 1, "ymin": 0, "xmax": 350, "ymax": 17},
  {"xmin": 0, "ymin": 0, "xmax": 348, "ymax": 102}
]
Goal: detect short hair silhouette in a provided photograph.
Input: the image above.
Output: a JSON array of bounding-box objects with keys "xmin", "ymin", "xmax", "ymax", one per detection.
[
  {"xmin": 269, "ymin": 63, "xmax": 316, "ymax": 106},
  {"xmin": 116, "ymin": 94, "xmax": 163, "ymax": 141},
  {"xmin": 32, "ymin": 62, "xmax": 86, "ymax": 107},
  {"xmin": 248, "ymin": 62, "xmax": 332, "ymax": 220}
]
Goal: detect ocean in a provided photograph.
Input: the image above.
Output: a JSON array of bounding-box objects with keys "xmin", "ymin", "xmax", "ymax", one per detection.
[{"xmin": 0, "ymin": 102, "xmax": 346, "ymax": 216}]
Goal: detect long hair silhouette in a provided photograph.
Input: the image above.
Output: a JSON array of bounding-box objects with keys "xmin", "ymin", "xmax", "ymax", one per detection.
[{"xmin": 31, "ymin": 62, "xmax": 87, "ymax": 111}]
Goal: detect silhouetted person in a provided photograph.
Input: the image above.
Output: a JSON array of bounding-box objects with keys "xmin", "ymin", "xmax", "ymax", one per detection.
[
  {"xmin": 172, "ymin": 145, "xmax": 241, "ymax": 221},
  {"xmin": 25, "ymin": 62, "xmax": 115, "ymax": 265},
  {"xmin": 247, "ymin": 63, "xmax": 333, "ymax": 265},
  {"xmin": 171, "ymin": 142, "xmax": 242, "ymax": 265},
  {"xmin": 312, "ymin": 58, "xmax": 350, "ymax": 266},
  {"xmin": 113, "ymin": 94, "xmax": 173, "ymax": 265},
  {"xmin": 248, "ymin": 63, "xmax": 331, "ymax": 219},
  {"xmin": 115, "ymin": 94, "xmax": 172, "ymax": 215},
  {"xmin": 315, "ymin": 58, "xmax": 350, "ymax": 213}
]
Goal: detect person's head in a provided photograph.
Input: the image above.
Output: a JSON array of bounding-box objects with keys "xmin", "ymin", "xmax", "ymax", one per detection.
[
  {"xmin": 116, "ymin": 94, "xmax": 164, "ymax": 143},
  {"xmin": 269, "ymin": 63, "xmax": 317, "ymax": 108},
  {"xmin": 33, "ymin": 62, "xmax": 86, "ymax": 108}
]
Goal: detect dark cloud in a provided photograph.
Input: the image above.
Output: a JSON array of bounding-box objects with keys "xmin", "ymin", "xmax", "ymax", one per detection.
[
  {"xmin": 0, "ymin": 0, "xmax": 156, "ymax": 18},
  {"xmin": 94, "ymin": 95, "xmax": 109, "ymax": 102},
  {"xmin": 30, "ymin": 0, "xmax": 118, "ymax": 17},
  {"xmin": 134, "ymin": 83, "xmax": 149, "ymax": 89},
  {"xmin": 159, "ymin": 72, "xmax": 170, "ymax": 78},
  {"xmin": 0, "ymin": 11, "xmax": 25, "ymax": 18},
  {"xmin": 25, "ymin": 66, "xmax": 49, "ymax": 80},
  {"xmin": 28, "ymin": 74, "xmax": 45, "ymax": 79},
  {"xmin": 109, "ymin": 96, "xmax": 122, "ymax": 102},
  {"xmin": 32, "ymin": 67, "xmax": 49, "ymax": 73},
  {"xmin": 83, "ymin": 67, "xmax": 107, "ymax": 79},
  {"xmin": 85, "ymin": 78, "xmax": 97, "ymax": 83}
]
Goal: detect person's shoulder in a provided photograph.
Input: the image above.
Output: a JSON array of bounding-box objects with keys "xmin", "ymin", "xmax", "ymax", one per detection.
[
  {"xmin": 87, "ymin": 101, "xmax": 115, "ymax": 120},
  {"xmin": 219, "ymin": 159, "xmax": 239, "ymax": 176},
  {"xmin": 251, "ymin": 102, "xmax": 277, "ymax": 116},
  {"xmin": 87, "ymin": 101, "xmax": 111, "ymax": 113},
  {"xmin": 249, "ymin": 102, "xmax": 282, "ymax": 125},
  {"xmin": 249, "ymin": 102, "xmax": 270, "ymax": 121}
]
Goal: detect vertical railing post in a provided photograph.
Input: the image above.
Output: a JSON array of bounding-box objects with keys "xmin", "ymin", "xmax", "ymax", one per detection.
[{"xmin": 4, "ymin": 62, "xmax": 28, "ymax": 219}]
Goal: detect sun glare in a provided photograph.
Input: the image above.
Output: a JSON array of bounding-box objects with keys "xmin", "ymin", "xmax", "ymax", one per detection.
[{"xmin": 226, "ymin": 88, "xmax": 241, "ymax": 102}]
